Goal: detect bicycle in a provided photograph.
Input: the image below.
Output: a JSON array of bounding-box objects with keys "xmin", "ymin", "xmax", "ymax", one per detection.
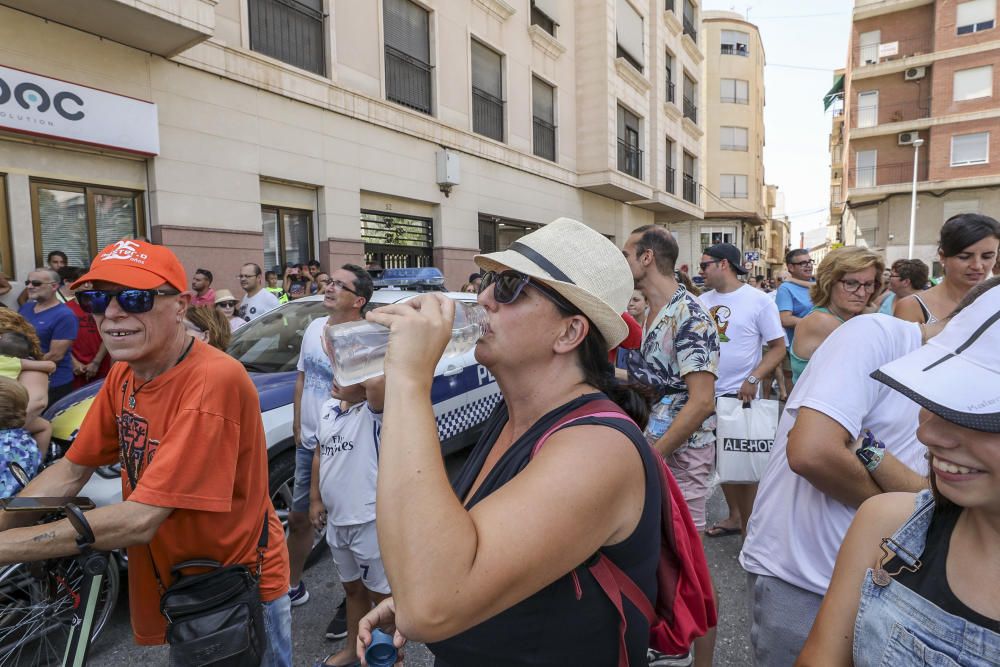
[{"xmin": 0, "ymin": 463, "xmax": 120, "ymax": 666}]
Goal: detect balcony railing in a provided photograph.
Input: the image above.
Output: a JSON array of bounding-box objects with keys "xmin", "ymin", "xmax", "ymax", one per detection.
[
  {"xmin": 666, "ymin": 81, "xmax": 675, "ymax": 103},
  {"xmin": 720, "ymin": 43, "xmax": 749, "ymax": 57},
  {"xmin": 683, "ymin": 15, "xmax": 697, "ymax": 41},
  {"xmin": 852, "ymin": 35, "xmax": 934, "ymax": 67},
  {"xmin": 850, "ymin": 160, "xmax": 929, "ymax": 189},
  {"xmin": 665, "ymin": 165, "xmax": 676, "ymax": 194},
  {"xmin": 532, "ymin": 117, "xmax": 556, "ymax": 161},
  {"xmin": 852, "ymin": 98, "xmax": 932, "ymax": 128},
  {"xmin": 472, "ymin": 87, "xmax": 504, "ymax": 142},
  {"xmin": 385, "ymin": 46, "xmax": 432, "ymax": 114},
  {"xmin": 683, "ymin": 96, "xmax": 697, "ymax": 123},
  {"xmin": 682, "ymin": 175, "xmax": 698, "ymax": 204},
  {"xmin": 617, "ymin": 139, "xmax": 643, "ymax": 179}
]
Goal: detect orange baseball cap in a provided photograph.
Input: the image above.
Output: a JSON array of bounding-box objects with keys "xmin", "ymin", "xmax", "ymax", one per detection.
[{"xmin": 71, "ymin": 240, "xmax": 188, "ymax": 292}]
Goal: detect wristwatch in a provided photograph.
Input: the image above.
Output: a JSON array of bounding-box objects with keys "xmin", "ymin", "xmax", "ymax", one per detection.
[
  {"xmin": 746, "ymin": 375, "xmax": 759, "ymax": 386},
  {"xmin": 856, "ymin": 429, "xmax": 886, "ymax": 473}
]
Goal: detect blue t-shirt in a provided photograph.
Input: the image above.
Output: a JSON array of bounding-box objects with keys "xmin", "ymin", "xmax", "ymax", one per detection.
[
  {"xmin": 774, "ymin": 282, "xmax": 813, "ymax": 344},
  {"xmin": 18, "ymin": 302, "xmax": 78, "ymax": 388}
]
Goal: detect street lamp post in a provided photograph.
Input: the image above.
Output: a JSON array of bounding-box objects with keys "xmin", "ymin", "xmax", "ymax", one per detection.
[{"xmin": 908, "ymin": 137, "xmax": 925, "ymax": 260}]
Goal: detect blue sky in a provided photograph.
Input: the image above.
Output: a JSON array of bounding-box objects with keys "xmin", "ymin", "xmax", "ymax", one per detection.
[{"xmin": 701, "ymin": 0, "xmax": 853, "ymax": 243}]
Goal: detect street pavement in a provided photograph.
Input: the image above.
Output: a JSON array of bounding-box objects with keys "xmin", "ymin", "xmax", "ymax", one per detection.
[{"xmin": 89, "ymin": 458, "xmax": 752, "ymax": 666}]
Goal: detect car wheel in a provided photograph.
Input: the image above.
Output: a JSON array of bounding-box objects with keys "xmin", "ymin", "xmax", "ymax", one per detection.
[{"xmin": 268, "ymin": 450, "xmax": 328, "ymax": 568}]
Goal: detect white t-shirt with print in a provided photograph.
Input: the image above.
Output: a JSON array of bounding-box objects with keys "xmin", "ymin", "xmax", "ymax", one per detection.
[
  {"xmin": 699, "ymin": 285, "xmax": 785, "ymax": 396},
  {"xmin": 238, "ymin": 289, "xmax": 280, "ymax": 323},
  {"xmin": 739, "ymin": 314, "xmax": 928, "ymax": 595},
  {"xmin": 296, "ymin": 317, "xmax": 334, "ymax": 451},
  {"xmin": 317, "ymin": 399, "xmax": 382, "ymax": 526}
]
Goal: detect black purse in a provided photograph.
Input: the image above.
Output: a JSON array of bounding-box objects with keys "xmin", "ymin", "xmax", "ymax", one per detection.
[{"xmin": 154, "ymin": 516, "xmax": 269, "ymax": 666}]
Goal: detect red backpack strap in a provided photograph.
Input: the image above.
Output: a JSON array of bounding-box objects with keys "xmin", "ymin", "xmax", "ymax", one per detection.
[{"xmin": 588, "ymin": 554, "xmax": 657, "ymax": 667}]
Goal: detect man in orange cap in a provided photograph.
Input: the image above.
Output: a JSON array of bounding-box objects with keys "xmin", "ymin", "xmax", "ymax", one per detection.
[{"xmin": 0, "ymin": 239, "xmax": 292, "ymax": 665}]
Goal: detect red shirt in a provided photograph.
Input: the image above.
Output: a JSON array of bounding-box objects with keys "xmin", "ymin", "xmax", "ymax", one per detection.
[
  {"xmin": 66, "ymin": 300, "xmax": 111, "ymax": 387},
  {"xmin": 190, "ymin": 288, "xmax": 216, "ymax": 307}
]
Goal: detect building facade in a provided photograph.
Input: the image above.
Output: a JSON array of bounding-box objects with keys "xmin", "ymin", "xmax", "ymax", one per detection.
[
  {"xmin": 668, "ymin": 10, "xmax": 768, "ymax": 276},
  {"xmin": 836, "ymin": 0, "xmax": 1000, "ymax": 274},
  {"xmin": 0, "ymin": 0, "xmax": 706, "ymax": 298}
]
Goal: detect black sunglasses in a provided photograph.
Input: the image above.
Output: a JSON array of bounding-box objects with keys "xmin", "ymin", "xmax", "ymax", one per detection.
[
  {"xmin": 479, "ymin": 270, "xmax": 579, "ymax": 313},
  {"xmin": 77, "ymin": 289, "xmax": 181, "ymax": 315},
  {"xmin": 24, "ymin": 279, "xmax": 55, "ymax": 287},
  {"xmin": 699, "ymin": 260, "xmax": 721, "ymax": 271}
]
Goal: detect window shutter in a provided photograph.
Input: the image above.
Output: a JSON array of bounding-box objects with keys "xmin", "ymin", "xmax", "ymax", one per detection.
[
  {"xmin": 737, "ymin": 80, "xmax": 749, "ymax": 101},
  {"xmin": 532, "ymin": 77, "xmax": 554, "ymax": 124},
  {"xmin": 36, "ymin": 186, "xmax": 92, "ymax": 267},
  {"xmin": 533, "ymin": 0, "xmax": 559, "ymax": 22},
  {"xmin": 951, "ymin": 132, "xmax": 989, "ymax": 165},
  {"xmin": 471, "ymin": 40, "xmax": 502, "ymax": 97},
  {"xmin": 953, "ymin": 65, "xmax": 993, "ymax": 101},
  {"xmin": 616, "ymin": 0, "xmax": 644, "ymax": 67},
  {"xmin": 94, "ymin": 193, "xmax": 140, "ymax": 249},
  {"xmin": 958, "ymin": 0, "xmax": 994, "ymax": 26},
  {"xmin": 383, "ymin": 0, "xmax": 430, "ymax": 63}
]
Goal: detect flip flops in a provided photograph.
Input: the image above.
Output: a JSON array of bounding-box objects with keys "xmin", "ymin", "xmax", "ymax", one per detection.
[
  {"xmin": 705, "ymin": 523, "xmax": 740, "ymax": 538},
  {"xmin": 312, "ymin": 656, "xmax": 359, "ymax": 667}
]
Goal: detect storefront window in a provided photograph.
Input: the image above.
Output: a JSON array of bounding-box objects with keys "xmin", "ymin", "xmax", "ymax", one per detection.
[
  {"xmin": 262, "ymin": 206, "xmax": 315, "ymax": 273},
  {"xmin": 0, "ymin": 176, "xmax": 13, "ymax": 280},
  {"xmin": 31, "ymin": 180, "xmax": 144, "ymax": 268},
  {"xmin": 362, "ymin": 210, "xmax": 433, "ymax": 269},
  {"xmin": 478, "ymin": 214, "xmax": 540, "ymax": 253}
]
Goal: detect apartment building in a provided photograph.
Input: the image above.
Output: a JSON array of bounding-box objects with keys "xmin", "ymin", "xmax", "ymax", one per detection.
[
  {"xmin": 0, "ymin": 0, "xmax": 705, "ymax": 296},
  {"xmin": 835, "ymin": 0, "xmax": 1000, "ymax": 273},
  {"xmin": 668, "ymin": 10, "xmax": 768, "ymax": 275}
]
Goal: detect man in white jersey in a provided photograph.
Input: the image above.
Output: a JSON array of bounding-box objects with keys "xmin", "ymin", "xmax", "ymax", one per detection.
[
  {"xmin": 309, "ymin": 375, "xmax": 389, "ymax": 667},
  {"xmin": 698, "ymin": 244, "xmax": 785, "ymax": 538},
  {"xmin": 740, "ymin": 313, "xmax": 937, "ymax": 665},
  {"xmin": 238, "ymin": 262, "xmax": 280, "ymax": 323}
]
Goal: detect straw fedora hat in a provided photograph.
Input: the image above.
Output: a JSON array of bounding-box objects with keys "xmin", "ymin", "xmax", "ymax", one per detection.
[
  {"xmin": 214, "ymin": 288, "xmax": 239, "ymax": 305},
  {"xmin": 475, "ymin": 218, "xmax": 634, "ymax": 348}
]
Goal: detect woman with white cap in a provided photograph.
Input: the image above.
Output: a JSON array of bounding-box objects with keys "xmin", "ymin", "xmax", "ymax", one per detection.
[
  {"xmin": 798, "ymin": 277, "xmax": 1000, "ymax": 665},
  {"xmin": 358, "ymin": 219, "xmax": 663, "ymax": 666}
]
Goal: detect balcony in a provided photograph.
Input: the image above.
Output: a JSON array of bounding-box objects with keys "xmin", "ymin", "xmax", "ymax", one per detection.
[
  {"xmin": 683, "ymin": 16, "xmax": 697, "ymax": 42},
  {"xmin": 472, "ymin": 87, "xmax": 505, "ymax": 142},
  {"xmin": 852, "ymin": 35, "xmax": 934, "ymax": 69},
  {"xmin": 852, "ymin": 97, "xmax": 932, "ymax": 131},
  {"xmin": 850, "ymin": 160, "xmax": 929, "ymax": 190},
  {"xmin": 666, "ymin": 81, "xmax": 676, "ymax": 103},
  {"xmin": 617, "ymin": 139, "xmax": 643, "ymax": 180},
  {"xmin": 683, "ymin": 96, "xmax": 698, "ymax": 123},
  {"xmin": 532, "ymin": 117, "xmax": 556, "ymax": 161},
  {"xmin": 385, "ymin": 46, "xmax": 432, "ymax": 114},
  {"xmin": 665, "ymin": 166, "xmax": 676, "ymax": 194},
  {"xmin": 683, "ymin": 175, "xmax": 699, "ymax": 204},
  {"xmin": 721, "ymin": 43, "xmax": 749, "ymax": 57},
  {"xmin": 1, "ymin": 0, "xmax": 215, "ymax": 57}
]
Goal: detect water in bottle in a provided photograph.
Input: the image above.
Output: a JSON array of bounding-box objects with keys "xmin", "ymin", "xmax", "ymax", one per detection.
[
  {"xmin": 644, "ymin": 396, "xmax": 674, "ymax": 445},
  {"xmin": 325, "ymin": 301, "xmax": 488, "ymax": 386}
]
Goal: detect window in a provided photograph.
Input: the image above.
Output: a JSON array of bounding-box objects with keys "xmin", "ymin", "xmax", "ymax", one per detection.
[
  {"xmin": 248, "ymin": 0, "xmax": 324, "ymax": 76},
  {"xmin": 384, "ymin": 0, "xmax": 432, "ymax": 114},
  {"xmin": 532, "ymin": 76, "xmax": 556, "ymax": 161},
  {"xmin": 683, "ymin": 73, "xmax": 697, "ymax": 122},
  {"xmin": 471, "ymin": 40, "xmax": 504, "ymax": 142},
  {"xmin": 720, "ymin": 126, "xmax": 749, "ymax": 151},
  {"xmin": 857, "ymin": 90, "xmax": 878, "ymax": 128},
  {"xmin": 616, "ymin": 0, "xmax": 644, "ymax": 72},
  {"xmin": 617, "ymin": 105, "xmax": 643, "ymax": 179},
  {"xmin": 954, "ymin": 65, "xmax": 993, "ymax": 101},
  {"xmin": 0, "ymin": 176, "xmax": 12, "ymax": 280},
  {"xmin": 665, "ymin": 51, "xmax": 676, "ymax": 103},
  {"xmin": 858, "ymin": 30, "xmax": 880, "ymax": 65},
  {"xmin": 951, "ymin": 131, "xmax": 989, "ymax": 166},
  {"xmin": 856, "ymin": 149, "xmax": 877, "ymax": 188},
  {"xmin": 683, "ymin": 152, "xmax": 698, "ymax": 204},
  {"xmin": 957, "ymin": 0, "xmax": 995, "ymax": 34},
  {"xmin": 683, "ymin": 0, "xmax": 697, "ymax": 41},
  {"xmin": 720, "ymin": 174, "xmax": 749, "ymax": 198},
  {"xmin": 831, "ymin": 184, "xmax": 842, "ymax": 205},
  {"xmin": 531, "ymin": 0, "xmax": 558, "ymax": 36},
  {"xmin": 262, "ymin": 206, "xmax": 314, "ymax": 273},
  {"xmin": 700, "ymin": 228, "xmax": 735, "ymax": 251},
  {"xmin": 31, "ymin": 180, "xmax": 145, "ymax": 267},
  {"xmin": 362, "ymin": 210, "xmax": 433, "ymax": 269},
  {"xmin": 479, "ymin": 215, "xmax": 540, "ymax": 254},
  {"xmin": 721, "ymin": 78, "xmax": 749, "ymax": 104},
  {"xmin": 665, "ymin": 136, "xmax": 676, "ymax": 194},
  {"xmin": 720, "ymin": 30, "xmax": 750, "ymax": 56}
]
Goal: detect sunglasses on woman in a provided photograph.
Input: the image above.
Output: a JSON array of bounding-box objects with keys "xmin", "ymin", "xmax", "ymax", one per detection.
[
  {"xmin": 76, "ymin": 289, "xmax": 181, "ymax": 315},
  {"xmin": 478, "ymin": 270, "xmax": 578, "ymax": 313}
]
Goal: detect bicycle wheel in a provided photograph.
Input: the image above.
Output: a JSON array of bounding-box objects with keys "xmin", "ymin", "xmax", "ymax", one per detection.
[{"xmin": 0, "ymin": 555, "xmax": 119, "ymax": 666}]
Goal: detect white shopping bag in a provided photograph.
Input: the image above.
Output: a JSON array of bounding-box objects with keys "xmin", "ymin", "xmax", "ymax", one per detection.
[{"xmin": 715, "ymin": 397, "xmax": 780, "ymax": 483}]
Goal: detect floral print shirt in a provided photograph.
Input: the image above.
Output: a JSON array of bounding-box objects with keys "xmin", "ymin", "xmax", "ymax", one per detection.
[{"xmin": 626, "ymin": 285, "xmax": 720, "ymax": 451}]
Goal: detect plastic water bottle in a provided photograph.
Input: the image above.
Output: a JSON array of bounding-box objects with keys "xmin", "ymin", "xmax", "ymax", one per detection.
[
  {"xmin": 325, "ymin": 301, "xmax": 488, "ymax": 386},
  {"xmin": 644, "ymin": 396, "xmax": 674, "ymax": 445},
  {"xmin": 365, "ymin": 628, "xmax": 398, "ymax": 667}
]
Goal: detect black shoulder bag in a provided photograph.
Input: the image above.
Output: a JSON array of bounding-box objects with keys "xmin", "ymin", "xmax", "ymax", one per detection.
[{"xmin": 153, "ymin": 516, "xmax": 269, "ymax": 666}]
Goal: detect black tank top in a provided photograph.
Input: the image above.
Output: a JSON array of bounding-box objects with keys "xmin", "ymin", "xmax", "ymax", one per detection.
[
  {"xmin": 428, "ymin": 393, "xmax": 661, "ymax": 667},
  {"xmin": 889, "ymin": 503, "xmax": 1000, "ymax": 632}
]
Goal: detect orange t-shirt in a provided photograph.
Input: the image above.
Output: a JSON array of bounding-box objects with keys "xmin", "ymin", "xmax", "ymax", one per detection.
[{"xmin": 67, "ymin": 340, "xmax": 289, "ymax": 645}]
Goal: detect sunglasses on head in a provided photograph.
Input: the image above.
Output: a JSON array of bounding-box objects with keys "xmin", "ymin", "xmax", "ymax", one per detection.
[
  {"xmin": 77, "ymin": 288, "xmax": 181, "ymax": 315},
  {"xmin": 478, "ymin": 270, "xmax": 579, "ymax": 313}
]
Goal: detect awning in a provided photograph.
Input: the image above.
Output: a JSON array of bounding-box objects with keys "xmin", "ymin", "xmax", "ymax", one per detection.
[{"xmin": 823, "ymin": 74, "xmax": 845, "ymax": 111}]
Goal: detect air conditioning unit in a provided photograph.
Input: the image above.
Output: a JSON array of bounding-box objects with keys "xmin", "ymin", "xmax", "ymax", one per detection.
[
  {"xmin": 904, "ymin": 66, "xmax": 927, "ymax": 81},
  {"xmin": 898, "ymin": 132, "xmax": 918, "ymax": 146}
]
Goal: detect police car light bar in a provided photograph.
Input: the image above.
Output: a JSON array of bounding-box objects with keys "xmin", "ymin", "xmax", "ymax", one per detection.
[{"xmin": 373, "ymin": 267, "xmax": 446, "ymax": 289}]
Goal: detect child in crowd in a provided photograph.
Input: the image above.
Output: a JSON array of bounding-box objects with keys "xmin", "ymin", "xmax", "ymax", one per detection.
[
  {"xmin": 0, "ymin": 330, "xmax": 56, "ymax": 457},
  {"xmin": 0, "ymin": 376, "xmax": 41, "ymax": 497},
  {"xmin": 309, "ymin": 375, "xmax": 389, "ymax": 667}
]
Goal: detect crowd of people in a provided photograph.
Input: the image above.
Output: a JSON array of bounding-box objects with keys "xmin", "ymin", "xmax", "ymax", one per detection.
[{"xmin": 0, "ymin": 211, "xmax": 996, "ymax": 667}]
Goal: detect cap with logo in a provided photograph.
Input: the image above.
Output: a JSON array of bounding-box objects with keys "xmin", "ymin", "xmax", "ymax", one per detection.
[
  {"xmin": 71, "ymin": 240, "xmax": 188, "ymax": 293},
  {"xmin": 871, "ymin": 283, "xmax": 1000, "ymax": 433},
  {"xmin": 703, "ymin": 243, "xmax": 748, "ymax": 275}
]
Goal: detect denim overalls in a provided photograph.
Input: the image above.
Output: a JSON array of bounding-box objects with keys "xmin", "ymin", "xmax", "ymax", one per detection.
[{"xmin": 853, "ymin": 490, "xmax": 1000, "ymax": 666}]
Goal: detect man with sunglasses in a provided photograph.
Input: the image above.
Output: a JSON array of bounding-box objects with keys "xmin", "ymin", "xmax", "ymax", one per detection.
[
  {"xmin": 18, "ymin": 267, "xmax": 78, "ymax": 405},
  {"xmin": 239, "ymin": 262, "xmax": 280, "ymax": 323},
  {"xmin": 0, "ymin": 241, "xmax": 292, "ymax": 664},
  {"xmin": 775, "ymin": 249, "xmax": 815, "ymax": 387},
  {"xmin": 287, "ymin": 265, "xmax": 372, "ymax": 637}
]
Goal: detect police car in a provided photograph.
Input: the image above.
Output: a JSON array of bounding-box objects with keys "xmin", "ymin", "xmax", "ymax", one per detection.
[{"xmin": 43, "ymin": 268, "xmax": 502, "ymax": 556}]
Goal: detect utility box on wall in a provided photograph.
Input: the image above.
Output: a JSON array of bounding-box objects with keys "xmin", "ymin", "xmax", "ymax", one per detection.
[{"xmin": 436, "ymin": 150, "xmax": 460, "ymax": 187}]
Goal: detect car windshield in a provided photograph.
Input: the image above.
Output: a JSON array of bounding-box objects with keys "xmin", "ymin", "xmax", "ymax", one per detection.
[{"xmin": 227, "ymin": 300, "xmax": 328, "ymax": 373}]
